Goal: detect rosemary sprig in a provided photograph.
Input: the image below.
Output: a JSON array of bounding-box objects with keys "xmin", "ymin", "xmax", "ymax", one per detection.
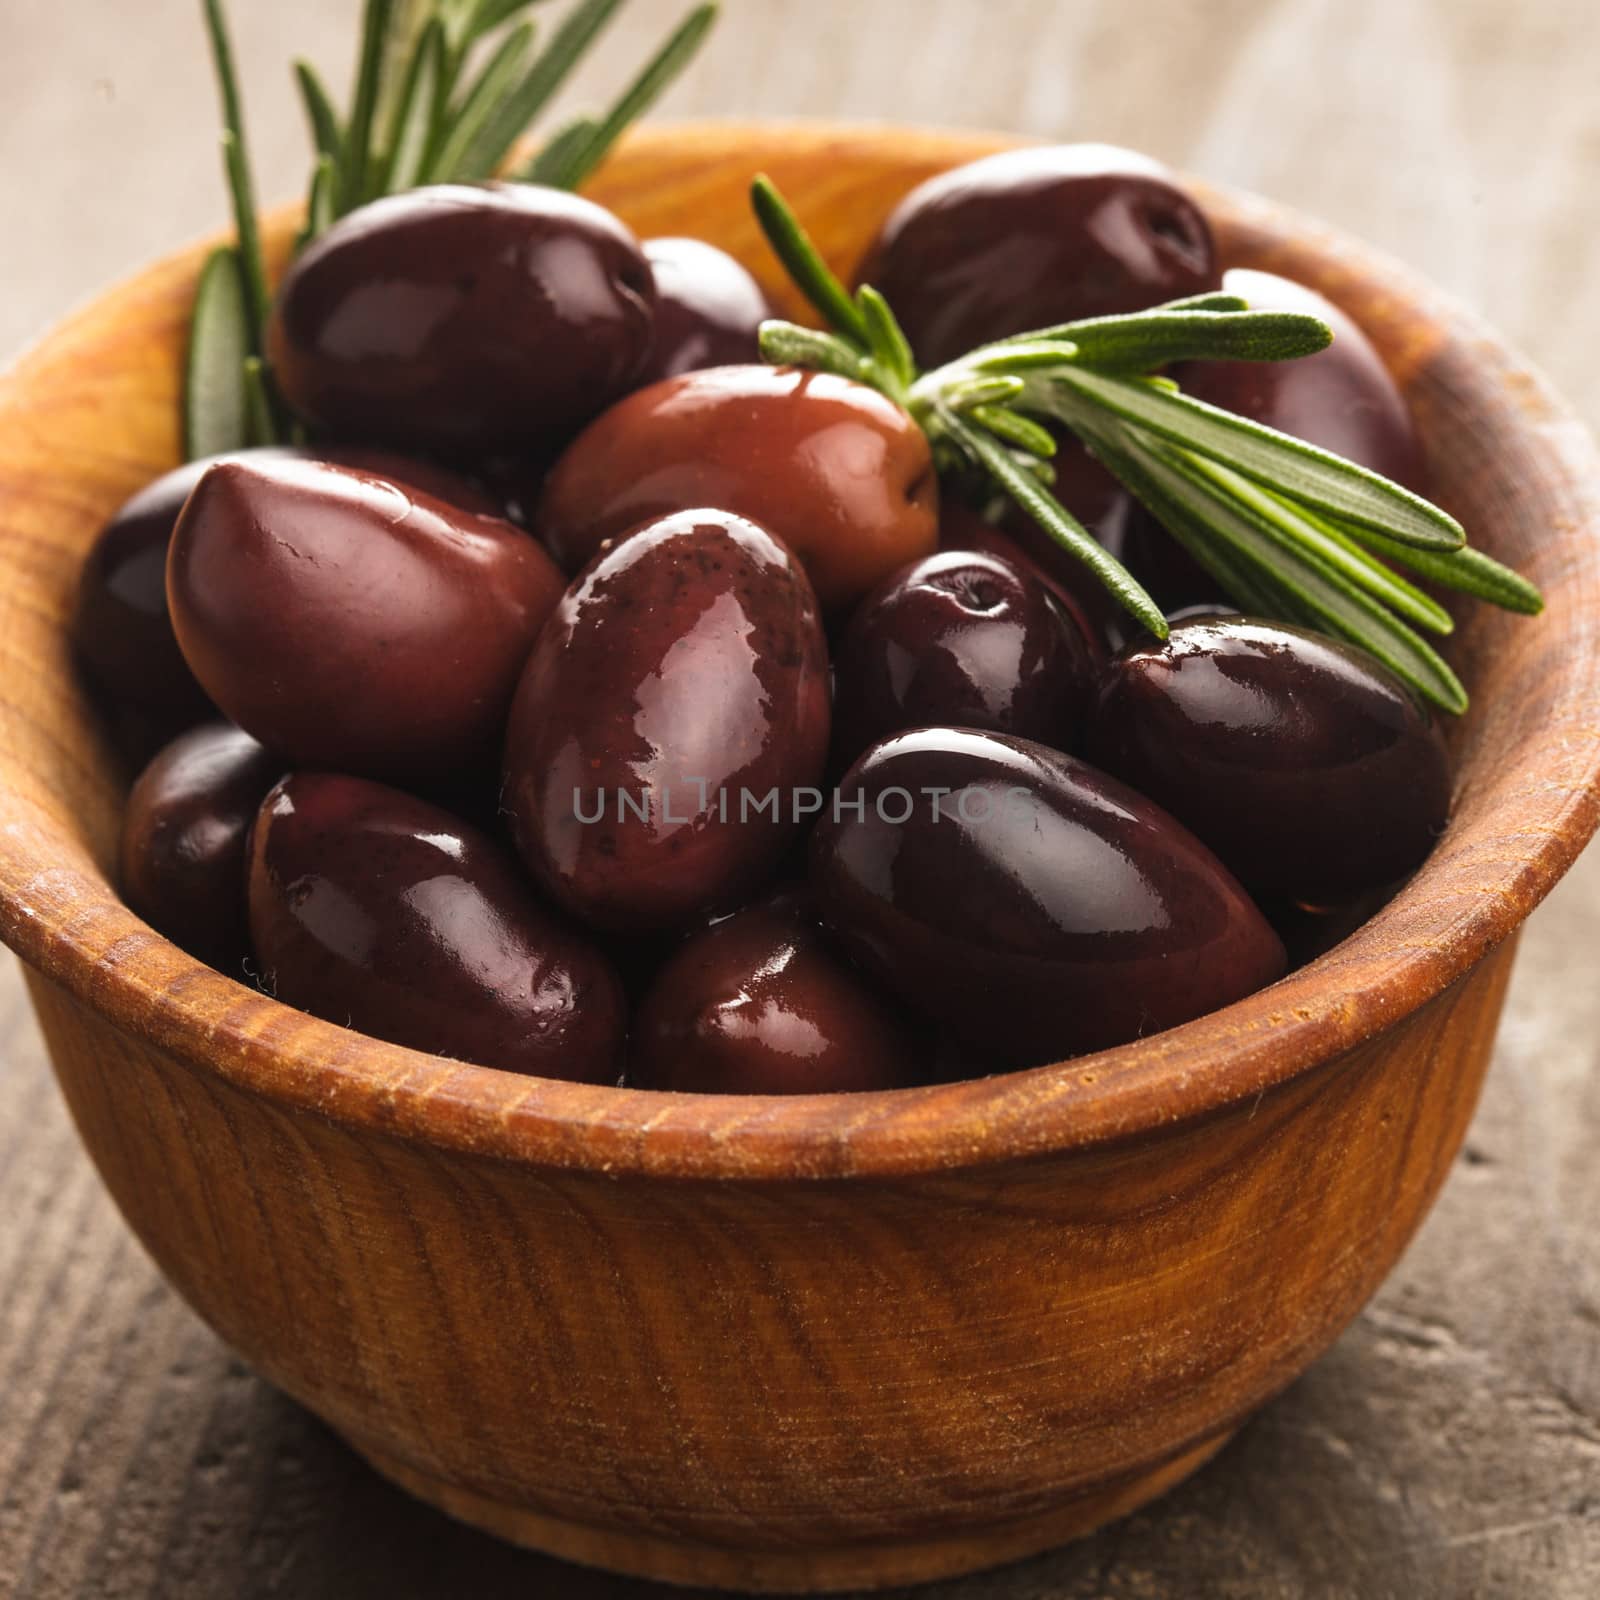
[
  {"xmin": 748, "ymin": 175, "xmax": 1542, "ymax": 714},
  {"xmin": 186, "ymin": 0, "xmax": 719, "ymax": 461}
]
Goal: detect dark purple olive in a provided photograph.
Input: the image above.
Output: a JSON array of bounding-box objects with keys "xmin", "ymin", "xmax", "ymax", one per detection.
[
  {"xmin": 167, "ymin": 456, "xmax": 563, "ymax": 783},
  {"xmin": 268, "ymin": 183, "xmax": 656, "ymax": 455},
  {"xmin": 810, "ymin": 728, "xmax": 1286, "ymax": 1063},
  {"xmin": 631, "ymin": 888, "xmax": 922, "ymax": 1094},
  {"xmin": 636, "ymin": 237, "xmax": 775, "ymax": 383},
  {"xmin": 1083, "ymin": 619, "xmax": 1452, "ymax": 902},
  {"xmin": 938, "ymin": 498, "xmax": 1105, "ymax": 663},
  {"xmin": 75, "ymin": 461, "xmax": 219, "ymax": 743},
  {"xmin": 503, "ymin": 509, "xmax": 831, "ymax": 934},
  {"xmin": 940, "ymin": 444, "xmax": 1143, "ymax": 657},
  {"xmin": 249, "ymin": 773, "xmax": 624, "ymax": 1081},
  {"xmin": 119, "ymin": 723, "xmax": 283, "ymax": 974},
  {"xmin": 833, "ymin": 549, "xmax": 1094, "ymax": 767},
  {"xmin": 73, "ymin": 447, "xmax": 501, "ymax": 745},
  {"xmin": 1179, "ymin": 268, "xmax": 1425, "ymax": 491},
  {"xmin": 536, "ymin": 365, "xmax": 939, "ymax": 614},
  {"xmin": 859, "ymin": 144, "xmax": 1219, "ymax": 366}
]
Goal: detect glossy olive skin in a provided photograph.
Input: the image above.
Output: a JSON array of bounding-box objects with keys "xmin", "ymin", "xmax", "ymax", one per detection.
[
  {"xmin": 118, "ymin": 723, "xmax": 284, "ymax": 975},
  {"xmin": 504, "ymin": 509, "xmax": 831, "ymax": 933},
  {"xmin": 810, "ymin": 728, "xmax": 1286, "ymax": 1063},
  {"xmin": 631, "ymin": 888, "xmax": 923, "ymax": 1094},
  {"xmin": 168, "ymin": 456, "xmax": 563, "ymax": 783},
  {"xmin": 1083, "ymin": 619, "xmax": 1453, "ymax": 902},
  {"xmin": 249, "ymin": 774, "xmax": 624, "ymax": 1081},
  {"xmin": 75, "ymin": 460, "xmax": 219, "ymax": 744},
  {"xmin": 636, "ymin": 237, "xmax": 775, "ymax": 384},
  {"xmin": 268, "ymin": 183, "xmax": 656, "ymax": 454},
  {"xmin": 74, "ymin": 447, "xmax": 500, "ymax": 745},
  {"xmin": 535, "ymin": 366, "xmax": 939, "ymax": 613},
  {"xmin": 859, "ymin": 145, "xmax": 1219, "ymax": 367},
  {"xmin": 833, "ymin": 550, "xmax": 1094, "ymax": 766},
  {"xmin": 1179, "ymin": 268, "xmax": 1425, "ymax": 491}
]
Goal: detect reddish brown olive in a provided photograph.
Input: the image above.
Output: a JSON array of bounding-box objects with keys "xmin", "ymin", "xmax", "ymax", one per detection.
[
  {"xmin": 859, "ymin": 144, "xmax": 1219, "ymax": 366},
  {"xmin": 1083, "ymin": 619, "xmax": 1453, "ymax": 901},
  {"xmin": 248, "ymin": 773, "xmax": 624, "ymax": 1081},
  {"xmin": 1179, "ymin": 268, "xmax": 1426, "ymax": 491},
  {"xmin": 631, "ymin": 888, "xmax": 923, "ymax": 1094},
  {"xmin": 637, "ymin": 237, "xmax": 775, "ymax": 383},
  {"xmin": 119, "ymin": 723, "xmax": 283, "ymax": 976},
  {"xmin": 268, "ymin": 183, "xmax": 656, "ymax": 454},
  {"xmin": 73, "ymin": 446, "xmax": 501, "ymax": 747},
  {"xmin": 167, "ymin": 456, "xmax": 563, "ymax": 782},
  {"xmin": 810, "ymin": 727, "xmax": 1286, "ymax": 1063},
  {"xmin": 832, "ymin": 549, "xmax": 1094, "ymax": 767},
  {"xmin": 503, "ymin": 509, "xmax": 831, "ymax": 934},
  {"xmin": 535, "ymin": 365, "xmax": 939, "ymax": 613}
]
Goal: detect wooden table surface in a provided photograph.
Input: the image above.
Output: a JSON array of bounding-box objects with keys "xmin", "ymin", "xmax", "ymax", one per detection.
[{"xmin": 4, "ymin": 2, "xmax": 1599, "ymax": 1596}]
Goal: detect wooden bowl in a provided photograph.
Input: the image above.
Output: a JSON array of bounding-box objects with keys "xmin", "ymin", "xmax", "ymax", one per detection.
[{"xmin": 3, "ymin": 123, "xmax": 1599, "ymax": 1595}]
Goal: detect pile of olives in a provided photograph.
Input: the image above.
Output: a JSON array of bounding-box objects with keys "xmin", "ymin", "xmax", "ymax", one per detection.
[{"xmin": 81, "ymin": 147, "xmax": 1453, "ymax": 1094}]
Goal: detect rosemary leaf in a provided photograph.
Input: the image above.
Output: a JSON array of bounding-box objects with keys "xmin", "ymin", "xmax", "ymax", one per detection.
[
  {"xmin": 547, "ymin": 2, "xmax": 718, "ymax": 190},
  {"xmin": 945, "ymin": 375, "xmax": 1025, "ymax": 411},
  {"xmin": 992, "ymin": 292, "xmax": 1249, "ymax": 347},
  {"xmin": 340, "ymin": 0, "xmax": 396, "ymax": 209},
  {"xmin": 219, "ymin": 131, "xmax": 271, "ymax": 342},
  {"xmin": 1117, "ymin": 430, "xmax": 1468, "ymax": 712},
  {"xmin": 856, "ymin": 282, "xmax": 916, "ymax": 392},
  {"xmin": 1048, "ymin": 364, "xmax": 1466, "ymax": 552},
  {"xmin": 424, "ymin": 18, "xmax": 536, "ymax": 181},
  {"xmin": 758, "ymin": 321, "xmax": 867, "ymax": 381},
  {"xmin": 967, "ymin": 339, "xmax": 1081, "ymax": 372},
  {"xmin": 449, "ymin": 0, "xmax": 625, "ymax": 182},
  {"xmin": 241, "ymin": 356, "xmax": 281, "ymax": 448},
  {"xmin": 301, "ymin": 153, "xmax": 337, "ymax": 247},
  {"xmin": 184, "ymin": 246, "xmax": 251, "ymax": 461},
  {"xmin": 1338, "ymin": 525, "xmax": 1545, "ymax": 615},
  {"xmin": 378, "ymin": 19, "xmax": 446, "ymax": 194},
  {"xmin": 751, "ymin": 175, "xmax": 871, "ymax": 345},
  {"xmin": 1188, "ymin": 459, "xmax": 1456, "ymax": 634},
  {"xmin": 466, "ymin": 0, "xmax": 547, "ymax": 37},
  {"xmin": 520, "ymin": 114, "xmax": 601, "ymax": 186},
  {"xmin": 1038, "ymin": 308, "xmax": 1332, "ymax": 374},
  {"xmin": 200, "ymin": 0, "xmax": 269, "ymax": 348},
  {"xmin": 293, "ymin": 60, "xmax": 343, "ymax": 163},
  {"xmin": 968, "ymin": 406, "xmax": 1057, "ymax": 459},
  {"xmin": 942, "ymin": 411, "xmax": 1167, "ymax": 638}
]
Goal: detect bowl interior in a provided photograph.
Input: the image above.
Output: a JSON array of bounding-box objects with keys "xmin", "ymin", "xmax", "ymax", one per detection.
[{"xmin": 2, "ymin": 121, "xmax": 1599, "ymax": 1179}]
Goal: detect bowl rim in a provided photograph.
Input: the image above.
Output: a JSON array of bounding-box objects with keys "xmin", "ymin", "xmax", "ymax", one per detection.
[{"xmin": 3, "ymin": 118, "xmax": 1600, "ymax": 1183}]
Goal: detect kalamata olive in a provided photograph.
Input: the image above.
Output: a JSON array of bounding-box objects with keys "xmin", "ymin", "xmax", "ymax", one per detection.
[
  {"xmin": 167, "ymin": 456, "xmax": 562, "ymax": 782},
  {"xmin": 810, "ymin": 728, "xmax": 1286, "ymax": 1062},
  {"xmin": 503, "ymin": 509, "xmax": 830, "ymax": 933},
  {"xmin": 859, "ymin": 144, "xmax": 1219, "ymax": 366},
  {"xmin": 75, "ymin": 460, "xmax": 219, "ymax": 743},
  {"xmin": 535, "ymin": 366, "xmax": 939, "ymax": 613},
  {"xmin": 1179, "ymin": 268, "xmax": 1425, "ymax": 491},
  {"xmin": 833, "ymin": 549, "xmax": 1094, "ymax": 767},
  {"xmin": 267, "ymin": 183, "xmax": 657, "ymax": 454},
  {"xmin": 1083, "ymin": 619, "xmax": 1452, "ymax": 902},
  {"xmin": 636, "ymin": 237, "xmax": 775, "ymax": 383},
  {"xmin": 938, "ymin": 499, "xmax": 1104, "ymax": 661},
  {"xmin": 118, "ymin": 723, "xmax": 283, "ymax": 975},
  {"xmin": 249, "ymin": 773, "xmax": 624, "ymax": 1081},
  {"xmin": 631, "ymin": 888, "xmax": 922, "ymax": 1094},
  {"xmin": 74, "ymin": 447, "xmax": 501, "ymax": 744}
]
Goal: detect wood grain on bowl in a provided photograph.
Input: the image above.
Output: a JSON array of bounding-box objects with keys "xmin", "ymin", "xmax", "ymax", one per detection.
[{"xmin": 1, "ymin": 125, "xmax": 1599, "ymax": 1593}]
